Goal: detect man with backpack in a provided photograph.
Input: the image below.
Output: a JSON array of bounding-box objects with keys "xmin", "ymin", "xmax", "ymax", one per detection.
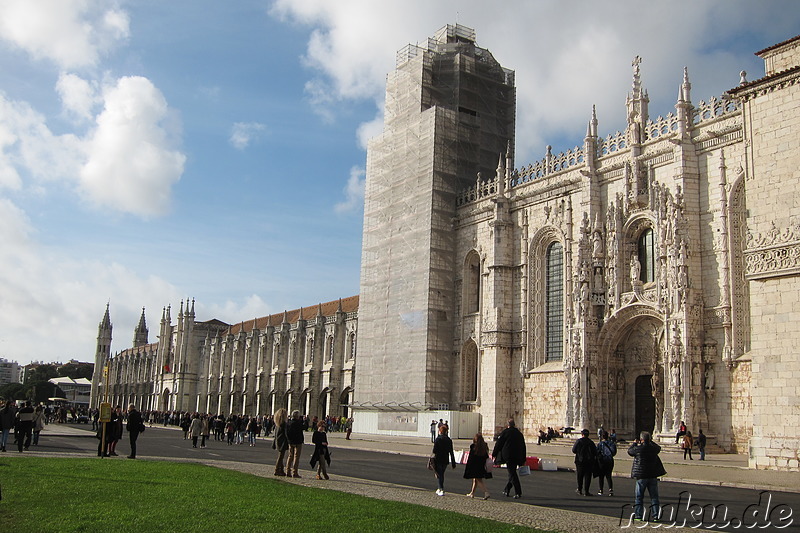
[
  {"xmin": 595, "ymin": 430, "xmax": 617, "ymax": 495},
  {"xmin": 572, "ymin": 428, "xmax": 597, "ymax": 496}
]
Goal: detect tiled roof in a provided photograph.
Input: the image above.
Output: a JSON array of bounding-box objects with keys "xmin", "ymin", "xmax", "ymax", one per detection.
[
  {"xmin": 226, "ymin": 295, "xmax": 359, "ymax": 336},
  {"xmin": 756, "ymin": 34, "xmax": 800, "ymax": 56}
]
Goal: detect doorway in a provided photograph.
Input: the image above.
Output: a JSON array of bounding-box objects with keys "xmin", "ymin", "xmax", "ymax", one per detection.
[{"xmin": 634, "ymin": 375, "xmax": 655, "ymax": 437}]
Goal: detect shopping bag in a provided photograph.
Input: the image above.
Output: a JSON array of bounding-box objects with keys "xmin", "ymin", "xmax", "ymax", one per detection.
[
  {"xmin": 518, "ymin": 465, "xmax": 531, "ymax": 476},
  {"xmin": 426, "ymin": 455, "xmax": 435, "ymax": 471},
  {"xmin": 460, "ymin": 450, "xmax": 470, "ymax": 464}
]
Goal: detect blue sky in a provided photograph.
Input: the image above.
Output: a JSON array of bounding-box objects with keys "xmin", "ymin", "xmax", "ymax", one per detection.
[{"xmin": 0, "ymin": 0, "xmax": 798, "ymax": 365}]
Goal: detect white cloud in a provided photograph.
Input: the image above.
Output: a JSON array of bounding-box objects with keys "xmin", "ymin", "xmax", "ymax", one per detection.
[
  {"xmin": 270, "ymin": 0, "xmax": 800, "ymax": 162},
  {"xmin": 0, "ymin": 91, "xmax": 83, "ymax": 186},
  {"xmin": 56, "ymin": 72, "xmax": 98, "ymax": 122},
  {"xmin": 0, "ymin": 0, "xmax": 129, "ymax": 70},
  {"xmin": 356, "ymin": 110, "xmax": 384, "ymax": 151},
  {"xmin": 201, "ymin": 294, "xmax": 273, "ymax": 324},
  {"xmin": 229, "ymin": 122, "xmax": 266, "ymax": 150},
  {"xmin": 0, "ymin": 76, "xmax": 184, "ymax": 217},
  {"xmin": 334, "ymin": 166, "xmax": 365, "ymax": 214},
  {"xmin": 80, "ymin": 76, "xmax": 185, "ymax": 218},
  {"xmin": 0, "ymin": 197, "xmax": 184, "ymax": 365}
]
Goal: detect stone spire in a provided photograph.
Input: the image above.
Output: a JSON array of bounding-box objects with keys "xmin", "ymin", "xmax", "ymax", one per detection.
[
  {"xmin": 496, "ymin": 151, "xmax": 506, "ymax": 196},
  {"xmin": 91, "ymin": 303, "xmax": 113, "ymax": 407},
  {"xmin": 626, "ymin": 55, "xmax": 649, "ymax": 144},
  {"xmin": 133, "ymin": 307, "xmax": 148, "ymax": 347},
  {"xmin": 676, "ymin": 67, "xmax": 693, "ymax": 135}
]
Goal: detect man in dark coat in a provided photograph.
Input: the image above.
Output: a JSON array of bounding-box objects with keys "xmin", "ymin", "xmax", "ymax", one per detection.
[
  {"xmin": 126, "ymin": 404, "xmax": 144, "ymax": 459},
  {"xmin": 572, "ymin": 428, "xmax": 597, "ymax": 496},
  {"xmin": 628, "ymin": 431, "xmax": 667, "ymax": 521},
  {"xmin": 492, "ymin": 418, "xmax": 527, "ymax": 499},
  {"xmin": 285, "ymin": 410, "xmax": 305, "ymax": 478},
  {"xmin": 16, "ymin": 401, "xmax": 35, "ymax": 452}
]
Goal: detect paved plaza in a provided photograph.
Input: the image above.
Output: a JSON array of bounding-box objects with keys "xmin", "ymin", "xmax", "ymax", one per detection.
[{"xmin": 14, "ymin": 424, "xmax": 800, "ymax": 532}]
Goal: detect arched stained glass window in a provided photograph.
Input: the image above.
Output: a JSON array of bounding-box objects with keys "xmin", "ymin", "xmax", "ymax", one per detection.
[
  {"xmin": 638, "ymin": 228, "xmax": 655, "ymax": 283},
  {"xmin": 546, "ymin": 242, "xmax": 564, "ymax": 361}
]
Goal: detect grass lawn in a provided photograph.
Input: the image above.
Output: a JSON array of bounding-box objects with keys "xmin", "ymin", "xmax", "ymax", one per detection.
[{"xmin": 0, "ymin": 457, "xmax": 548, "ymax": 532}]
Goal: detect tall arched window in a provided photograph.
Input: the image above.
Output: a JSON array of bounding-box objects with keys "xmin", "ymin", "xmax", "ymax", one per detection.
[
  {"xmin": 305, "ymin": 337, "xmax": 314, "ymax": 365},
  {"xmin": 546, "ymin": 242, "xmax": 564, "ymax": 361},
  {"xmin": 464, "ymin": 252, "xmax": 481, "ymax": 315},
  {"xmin": 461, "ymin": 341, "xmax": 478, "ymax": 402},
  {"xmin": 347, "ymin": 333, "xmax": 356, "ymax": 361},
  {"xmin": 638, "ymin": 228, "xmax": 655, "ymax": 283}
]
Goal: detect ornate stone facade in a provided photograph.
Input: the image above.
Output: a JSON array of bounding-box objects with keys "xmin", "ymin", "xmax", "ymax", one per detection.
[{"xmin": 446, "ymin": 34, "xmax": 800, "ymax": 471}]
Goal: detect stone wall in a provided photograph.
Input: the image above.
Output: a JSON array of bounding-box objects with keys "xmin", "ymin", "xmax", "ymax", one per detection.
[{"xmin": 522, "ymin": 363, "xmax": 567, "ymax": 440}]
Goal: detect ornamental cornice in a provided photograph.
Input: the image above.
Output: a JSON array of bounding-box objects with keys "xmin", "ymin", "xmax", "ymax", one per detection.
[
  {"xmin": 744, "ymin": 242, "xmax": 800, "ymax": 280},
  {"xmin": 746, "ymin": 220, "xmax": 800, "ymax": 249},
  {"xmin": 727, "ymin": 65, "xmax": 800, "ymax": 102}
]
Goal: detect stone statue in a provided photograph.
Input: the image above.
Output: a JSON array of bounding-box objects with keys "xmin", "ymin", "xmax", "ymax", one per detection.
[
  {"xmin": 594, "ymin": 267, "xmax": 604, "ymax": 290},
  {"xmin": 670, "ymin": 363, "xmax": 681, "ymax": 391},
  {"xmin": 651, "ymin": 365, "xmax": 663, "ymax": 424},
  {"xmin": 593, "ymin": 230, "xmax": 603, "ymax": 259},
  {"xmin": 571, "ymin": 367, "xmax": 581, "ymax": 396},
  {"xmin": 705, "ymin": 365, "xmax": 716, "ymax": 391},
  {"xmin": 630, "ymin": 255, "xmax": 641, "ymax": 283}
]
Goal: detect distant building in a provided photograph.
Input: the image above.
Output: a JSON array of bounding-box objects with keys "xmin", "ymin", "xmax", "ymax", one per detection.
[
  {"xmin": 49, "ymin": 377, "xmax": 92, "ymax": 407},
  {"xmin": 0, "ymin": 358, "xmax": 21, "ymax": 385},
  {"xmin": 92, "ymin": 297, "xmax": 358, "ymax": 419}
]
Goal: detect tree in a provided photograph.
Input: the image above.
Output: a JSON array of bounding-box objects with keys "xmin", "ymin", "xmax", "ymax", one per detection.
[
  {"xmin": 23, "ymin": 363, "xmax": 58, "ymax": 385},
  {"xmin": 57, "ymin": 361, "xmax": 94, "ymax": 380},
  {"xmin": 0, "ymin": 382, "xmax": 27, "ymax": 402}
]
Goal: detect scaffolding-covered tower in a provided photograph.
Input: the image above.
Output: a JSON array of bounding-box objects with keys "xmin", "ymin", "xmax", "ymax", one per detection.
[{"xmin": 355, "ymin": 24, "xmax": 515, "ymax": 433}]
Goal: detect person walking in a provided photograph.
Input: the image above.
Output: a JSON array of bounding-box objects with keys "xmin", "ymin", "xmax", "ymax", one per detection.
[
  {"xmin": 200, "ymin": 415, "xmax": 210, "ymax": 448},
  {"xmin": 430, "ymin": 420, "xmax": 437, "ymax": 443},
  {"xmin": 697, "ymin": 429, "xmax": 707, "ymax": 460},
  {"xmin": 595, "ymin": 431, "xmax": 617, "ymax": 496},
  {"xmin": 628, "ymin": 431, "xmax": 667, "ymax": 522},
  {"xmin": 572, "ymin": 428, "xmax": 597, "ymax": 496},
  {"xmin": 432, "ymin": 424, "xmax": 457, "ymax": 496},
  {"xmin": 492, "ymin": 418, "xmax": 527, "ymax": 499},
  {"xmin": 272, "ymin": 408, "xmax": 289, "ymax": 476},
  {"xmin": 107, "ymin": 406, "xmax": 123, "ymax": 456},
  {"xmin": 0, "ymin": 401, "xmax": 16, "ymax": 452},
  {"xmin": 126, "ymin": 404, "xmax": 144, "ymax": 459},
  {"xmin": 16, "ymin": 401, "xmax": 35, "ymax": 452},
  {"xmin": 246, "ymin": 416, "xmax": 259, "ymax": 446},
  {"xmin": 464, "ymin": 433, "xmax": 491, "ymax": 500},
  {"xmin": 311, "ymin": 422, "xmax": 331, "ymax": 480},
  {"xmin": 32, "ymin": 405, "xmax": 45, "ymax": 446},
  {"xmin": 188, "ymin": 414, "xmax": 202, "ymax": 448},
  {"xmin": 285, "ymin": 410, "xmax": 305, "ymax": 478},
  {"xmin": 682, "ymin": 430, "xmax": 694, "ymax": 460}
]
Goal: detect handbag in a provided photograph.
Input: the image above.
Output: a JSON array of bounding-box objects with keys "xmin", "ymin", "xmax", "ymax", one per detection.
[
  {"xmin": 426, "ymin": 455, "xmax": 435, "ymax": 471},
  {"xmin": 518, "ymin": 465, "xmax": 531, "ymax": 476},
  {"xmin": 484, "ymin": 457, "xmax": 494, "ymax": 473}
]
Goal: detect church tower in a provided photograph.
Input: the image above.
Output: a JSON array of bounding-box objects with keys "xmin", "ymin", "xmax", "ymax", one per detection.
[
  {"xmin": 133, "ymin": 307, "xmax": 148, "ymax": 347},
  {"xmin": 90, "ymin": 303, "xmax": 113, "ymax": 407},
  {"xmin": 356, "ymin": 24, "xmax": 515, "ymax": 421}
]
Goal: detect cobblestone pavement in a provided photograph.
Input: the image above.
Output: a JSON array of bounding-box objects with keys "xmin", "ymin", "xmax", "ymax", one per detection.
[{"xmin": 25, "ymin": 424, "xmax": 800, "ymax": 532}]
